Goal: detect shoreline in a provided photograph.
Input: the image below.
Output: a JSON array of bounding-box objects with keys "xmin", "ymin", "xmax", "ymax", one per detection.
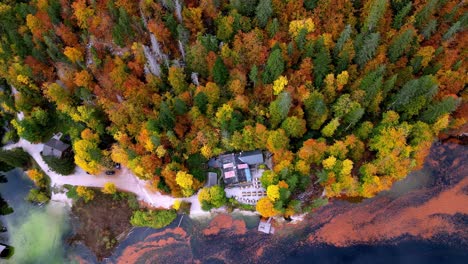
[
  {"xmin": 2, "ymin": 138, "xmax": 264, "ymax": 220},
  {"xmin": 2, "ymin": 139, "xmax": 209, "ymax": 216}
]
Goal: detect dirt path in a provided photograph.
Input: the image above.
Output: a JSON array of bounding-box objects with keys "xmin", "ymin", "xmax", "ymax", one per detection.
[{"xmin": 3, "ymin": 139, "xmax": 207, "ymax": 216}]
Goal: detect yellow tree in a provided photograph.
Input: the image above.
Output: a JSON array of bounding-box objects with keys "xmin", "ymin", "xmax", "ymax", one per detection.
[
  {"xmin": 341, "ymin": 159, "xmax": 353, "ymax": 176},
  {"xmin": 336, "ymin": 71, "xmax": 349, "ymax": 91},
  {"xmin": 74, "ymin": 70, "xmax": 92, "ymax": 87},
  {"xmin": 173, "ymin": 199, "xmax": 182, "ymax": 210},
  {"xmin": 266, "ymin": 185, "xmax": 280, "ymax": 201},
  {"xmin": 273, "ymin": 76, "xmax": 288, "ymax": 95},
  {"xmin": 168, "ymin": 66, "xmax": 187, "ymax": 95},
  {"xmin": 289, "ymin": 18, "xmax": 315, "ymax": 37},
  {"xmin": 73, "ymin": 129, "xmax": 103, "ymax": 174},
  {"xmin": 102, "ymin": 182, "xmax": 117, "ymax": 194},
  {"xmin": 256, "ymin": 197, "xmax": 278, "ymax": 218},
  {"xmin": 64, "ymin": 46, "xmax": 83, "ymax": 63},
  {"xmin": 26, "ymin": 169, "xmax": 46, "ymax": 188},
  {"xmin": 72, "ymin": 0, "xmax": 94, "ymax": 29},
  {"xmin": 176, "ymin": 171, "xmax": 194, "ymax": 197},
  {"xmin": 322, "ymin": 156, "xmax": 337, "ymax": 170},
  {"xmin": 198, "ymin": 187, "xmax": 211, "ymax": 203},
  {"xmin": 76, "ymin": 186, "xmax": 95, "ymax": 202}
]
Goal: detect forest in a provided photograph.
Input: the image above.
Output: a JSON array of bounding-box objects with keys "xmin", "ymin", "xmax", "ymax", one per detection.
[{"xmin": 0, "ymin": 0, "xmax": 466, "ymax": 218}]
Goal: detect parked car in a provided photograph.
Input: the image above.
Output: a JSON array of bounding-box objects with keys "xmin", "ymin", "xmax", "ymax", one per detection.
[{"xmin": 105, "ymin": 170, "xmax": 115, "ymax": 175}]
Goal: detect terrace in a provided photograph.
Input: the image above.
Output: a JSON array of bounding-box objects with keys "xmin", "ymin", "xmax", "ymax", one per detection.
[{"xmin": 224, "ymin": 168, "xmax": 267, "ymax": 205}]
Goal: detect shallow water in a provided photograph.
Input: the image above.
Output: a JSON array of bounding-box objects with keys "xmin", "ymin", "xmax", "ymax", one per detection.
[{"xmin": 0, "ymin": 169, "xmax": 71, "ymax": 264}]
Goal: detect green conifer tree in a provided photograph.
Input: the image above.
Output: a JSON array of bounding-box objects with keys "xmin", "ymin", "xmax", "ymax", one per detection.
[
  {"xmin": 213, "ymin": 57, "xmax": 229, "ymax": 86},
  {"xmin": 255, "ymin": 0, "xmax": 272, "ymax": 28},
  {"xmin": 392, "ymin": 2, "xmax": 412, "ymax": 29},
  {"xmin": 421, "ymin": 96, "xmax": 461, "ymax": 123},
  {"xmin": 388, "ymin": 29, "xmax": 415, "ymax": 63},
  {"xmin": 355, "ymin": 32, "xmax": 380, "ymax": 68},
  {"xmin": 262, "ymin": 48, "xmax": 284, "ymax": 84}
]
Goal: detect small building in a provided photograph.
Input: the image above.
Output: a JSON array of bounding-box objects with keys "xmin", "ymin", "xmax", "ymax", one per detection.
[
  {"xmin": 258, "ymin": 218, "xmax": 275, "ymax": 234},
  {"xmin": 207, "ymin": 172, "xmax": 218, "ymax": 187},
  {"xmin": 42, "ymin": 134, "xmax": 70, "ymax": 158},
  {"xmin": 219, "ymin": 150, "xmax": 265, "ymax": 187}
]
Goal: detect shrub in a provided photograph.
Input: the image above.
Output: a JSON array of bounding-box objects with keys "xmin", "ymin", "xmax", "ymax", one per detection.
[
  {"xmin": 27, "ymin": 189, "xmax": 50, "ymax": 203},
  {"xmin": 76, "ymin": 186, "xmax": 95, "ymax": 202},
  {"xmin": 130, "ymin": 209, "xmax": 177, "ymax": 229},
  {"xmin": 102, "ymin": 182, "xmax": 117, "ymax": 194},
  {"xmin": 42, "ymin": 154, "xmax": 75, "ymax": 175},
  {"xmin": 65, "ymin": 185, "xmax": 79, "ymax": 200},
  {"xmin": 0, "ymin": 148, "xmax": 31, "ymax": 168}
]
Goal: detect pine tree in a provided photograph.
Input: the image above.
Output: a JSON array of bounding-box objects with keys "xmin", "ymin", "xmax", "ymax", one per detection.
[
  {"xmin": 262, "ymin": 48, "xmax": 284, "ymax": 84},
  {"xmin": 249, "ymin": 65, "xmax": 258, "ymax": 86},
  {"xmin": 0, "ymin": 148, "xmax": 30, "ymax": 168},
  {"xmin": 158, "ymin": 101, "xmax": 175, "ymax": 131},
  {"xmin": 387, "ymin": 28, "xmax": 415, "ymax": 63},
  {"xmin": 421, "ymin": 96, "xmax": 461, "ymax": 123},
  {"xmin": 269, "ymin": 92, "xmax": 291, "ymax": 128},
  {"xmin": 255, "ymin": 0, "xmax": 272, "ymax": 28},
  {"xmin": 381, "ymin": 74, "xmax": 398, "ymax": 99},
  {"xmin": 267, "ymin": 18, "xmax": 279, "ymax": 38},
  {"xmin": 194, "ymin": 92, "xmax": 208, "ymax": 114},
  {"xmin": 304, "ymin": 91, "xmax": 329, "ymax": 130},
  {"xmin": 173, "ymin": 98, "xmax": 188, "ymax": 115},
  {"xmin": 343, "ymin": 107, "xmax": 365, "ymax": 130},
  {"xmin": 359, "ymin": 66, "xmax": 385, "ymax": 108},
  {"xmin": 421, "ymin": 19, "xmax": 437, "ymax": 40},
  {"xmin": 390, "ymin": 75, "xmax": 438, "ymax": 117},
  {"xmin": 443, "ymin": 16, "xmax": 465, "ymax": 41},
  {"xmin": 362, "ymin": 0, "xmax": 387, "ymax": 33},
  {"xmin": 230, "ymin": 0, "xmax": 258, "ymax": 16},
  {"xmin": 355, "ymin": 32, "xmax": 380, "ymax": 68},
  {"xmin": 392, "ymin": 2, "xmax": 412, "ymax": 29},
  {"xmin": 304, "ymin": 0, "xmax": 319, "ymax": 11},
  {"xmin": 334, "ymin": 24, "xmax": 352, "ymax": 57},
  {"xmin": 313, "ymin": 38, "xmax": 331, "ymax": 88},
  {"xmin": 213, "ymin": 57, "xmax": 229, "ymax": 86},
  {"xmin": 414, "ymin": 0, "xmax": 438, "ymax": 30}
]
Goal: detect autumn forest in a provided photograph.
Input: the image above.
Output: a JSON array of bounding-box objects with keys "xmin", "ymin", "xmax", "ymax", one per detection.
[{"xmin": 0, "ymin": 0, "xmax": 466, "ymax": 218}]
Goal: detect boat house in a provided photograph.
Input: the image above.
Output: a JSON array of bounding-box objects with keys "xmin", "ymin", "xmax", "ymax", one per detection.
[{"xmin": 258, "ymin": 218, "xmax": 275, "ymax": 234}]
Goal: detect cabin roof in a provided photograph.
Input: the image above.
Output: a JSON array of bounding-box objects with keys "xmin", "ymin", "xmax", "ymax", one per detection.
[
  {"xmin": 44, "ymin": 138, "xmax": 70, "ymax": 152},
  {"xmin": 238, "ymin": 150, "xmax": 264, "ymax": 165}
]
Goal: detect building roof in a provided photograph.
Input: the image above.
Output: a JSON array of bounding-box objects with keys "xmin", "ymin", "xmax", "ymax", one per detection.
[
  {"xmin": 44, "ymin": 138, "xmax": 70, "ymax": 152},
  {"xmin": 238, "ymin": 150, "xmax": 264, "ymax": 165},
  {"xmin": 207, "ymin": 172, "xmax": 218, "ymax": 187},
  {"xmin": 219, "ymin": 150, "xmax": 264, "ymax": 186}
]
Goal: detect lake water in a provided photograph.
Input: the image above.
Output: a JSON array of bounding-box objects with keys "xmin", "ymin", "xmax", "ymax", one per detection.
[{"xmin": 0, "ymin": 169, "xmax": 72, "ymax": 264}]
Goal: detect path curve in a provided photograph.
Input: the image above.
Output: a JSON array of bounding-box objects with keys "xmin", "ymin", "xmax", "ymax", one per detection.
[{"xmin": 3, "ymin": 139, "xmax": 206, "ymax": 216}]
